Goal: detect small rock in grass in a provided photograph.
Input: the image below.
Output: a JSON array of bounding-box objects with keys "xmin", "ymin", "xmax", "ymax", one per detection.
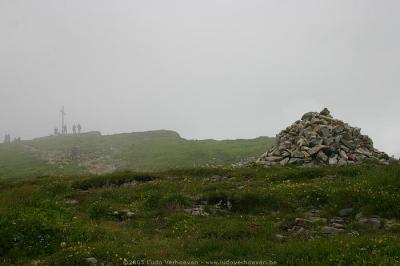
[
  {"xmin": 384, "ymin": 219, "xmax": 400, "ymax": 231},
  {"xmin": 330, "ymin": 217, "xmax": 345, "ymax": 223},
  {"xmin": 294, "ymin": 227, "xmax": 305, "ymax": 236},
  {"xmin": 295, "ymin": 218, "xmax": 306, "ymax": 226},
  {"xmin": 355, "ymin": 212, "xmax": 364, "ymax": 220},
  {"xmin": 275, "ymin": 234, "xmax": 286, "ymax": 242},
  {"xmin": 339, "ymin": 208, "xmax": 354, "ymax": 217},
  {"xmin": 184, "ymin": 206, "xmax": 209, "ymax": 217},
  {"xmin": 359, "ymin": 217, "xmax": 381, "ymax": 230},
  {"xmin": 126, "ymin": 211, "xmax": 135, "ymax": 218},
  {"xmin": 321, "ymin": 226, "xmax": 345, "ymax": 234},
  {"xmin": 331, "ymin": 223, "xmax": 345, "ymax": 229},
  {"xmin": 308, "ymin": 217, "xmax": 327, "ymax": 224},
  {"xmin": 65, "ymin": 199, "xmax": 79, "ymax": 205},
  {"xmin": 85, "ymin": 257, "xmax": 97, "ymax": 265}
]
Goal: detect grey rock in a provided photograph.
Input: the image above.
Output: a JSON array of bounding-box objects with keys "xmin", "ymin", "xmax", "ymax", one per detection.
[
  {"xmin": 359, "ymin": 217, "xmax": 381, "ymax": 230},
  {"xmin": 328, "ymin": 156, "xmax": 338, "ymax": 165},
  {"xmin": 308, "ymin": 216, "xmax": 327, "ymax": 224},
  {"xmin": 320, "ymin": 108, "xmax": 331, "ymax": 117},
  {"xmin": 332, "ymin": 223, "xmax": 345, "ymax": 229},
  {"xmin": 339, "ymin": 208, "xmax": 354, "ymax": 217},
  {"xmin": 384, "ymin": 219, "xmax": 400, "ymax": 231},
  {"xmin": 85, "ymin": 258, "xmax": 98, "ymax": 265},
  {"xmin": 280, "ymin": 157, "xmax": 290, "ymax": 166},
  {"xmin": 339, "ymin": 150, "xmax": 348, "ymax": 160},
  {"xmin": 275, "ymin": 234, "xmax": 286, "ymax": 242},
  {"xmin": 301, "ymin": 112, "xmax": 316, "ymax": 121},
  {"xmin": 65, "ymin": 199, "xmax": 79, "ymax": 205},
  {"xmin": 319, "ymin": 126, "xmax": 330, "ymax": 138},
  {"xmin": 288, "ymin": 158, "xmax": 301, "ymax": 164},
  {"xmin": 321, "ymin": 226, "xmax": 344, "ymax": 234},
  {"xmin": 340, "ymin": 139, "xmax": 356, "ymax": 149},
  {"xmin": 330, "ymin": 217, "xmax": 345, "ymax": 223},
  {"xmin": 185, "ymin": 206, "xmax": 209, "ymax": 216},
  {"xmin": 126, "ymin": 211, "xmax": 135, "ymax": 218},
  {"xmin": 265, "ymin": 156, "xmax": 283, "ymax": 162},
  {"xmin": 292, "ymin": 150, "xmax": 306, "ymax": 159},
  {"xmin": 309, "ymin": 145, "xmax": 326, "ymax": 156},
  {"xmin": 294, "ymin": 227, "xmax": 306, "ymax": 235},
  {"xmin": 317, "ymin": 151, "xmax": 328, "ymax": 162}
]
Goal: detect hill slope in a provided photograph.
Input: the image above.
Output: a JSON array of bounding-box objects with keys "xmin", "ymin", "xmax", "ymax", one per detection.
[{"xmin": 0, "ymin": 130, "xmax": 274, "ymax": 178}]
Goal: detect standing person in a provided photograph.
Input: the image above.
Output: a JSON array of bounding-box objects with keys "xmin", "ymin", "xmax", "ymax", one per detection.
[
  {"xmin": 77, "ymin": 124, "xmax": 82, "ymax": 134},
  {"xmin": 54, "ymin": 127, "xmax": 59, "ymax": 136},
  {"xmin": 4, "ymin": 134, "xmax": 11, "ymax": 144},
  {"xmin": 63, "ymin": 125, "xmax": 68, "ymax": 135},
  {"xmin": 72, "ymin": 124, "xmax": 77, "ymax": 134}
]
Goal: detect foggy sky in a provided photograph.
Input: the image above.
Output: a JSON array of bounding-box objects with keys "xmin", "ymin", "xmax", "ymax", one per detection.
[{"xmin": 0, "ymin": 0, "xmax": 399, "ymax": 157}]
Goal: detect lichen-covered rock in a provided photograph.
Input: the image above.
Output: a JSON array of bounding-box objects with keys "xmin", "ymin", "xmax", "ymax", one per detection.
[{"xmin": 256, "ymin": 108, "xmax": 390, "ymax": 167}]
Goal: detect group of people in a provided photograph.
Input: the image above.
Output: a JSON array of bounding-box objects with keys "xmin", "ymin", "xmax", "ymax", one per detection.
[
  {"xmin": 54, "ymin": 124, "xmax": 82, "ymax": 136},
  {"xmin": 3, "ymin": 134, "xmax": 21, "ymax": 144}
]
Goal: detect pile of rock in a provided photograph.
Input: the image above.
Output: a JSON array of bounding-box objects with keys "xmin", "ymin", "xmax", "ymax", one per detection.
[{"xmin": 257, "ymin": 108, "xmax": 390, "ymax": 167}]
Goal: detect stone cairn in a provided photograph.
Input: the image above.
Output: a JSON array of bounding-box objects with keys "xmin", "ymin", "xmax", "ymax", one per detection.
[{"xmin": 256, "ymin": 108, "xmax": 390, "ymax": 167}]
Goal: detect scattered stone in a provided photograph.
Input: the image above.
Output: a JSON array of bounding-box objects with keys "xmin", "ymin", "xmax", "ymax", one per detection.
[
  {"xmin": 303, "ymin": 209, "xmax": 327, "ymax": 224},
  {"xmin": 184, "ymin": 206, "xmax": 209, "ymax": 217},
  {"xmin": 339, "ymin": 208, "xmax": 354, "ymax": 217},
  {"xmin": 384, "ymin": 219, "xmax": 400, "ymax": 231},
  {"xmin": 256, "ymin": 108, "xmax": 390, "ymax": 167},
  {"xmin": 85, "ymin": 257, "xmax": 98, "ymax": 265},
  {"xmin": 275, "ymin": 234, "xmax": 286, "ymax": 242},
  {"xmin": 350, "ymin": 231, "xmax": 360, "ymax": 236},
  {"xmin": 308, "ymin": 217, "xmax": 327, "ymax": 224},
  {"xmin": 359, "ymin": 217, "xmax": 381, "ymax": 230},
  {"xmin": 331, "ymin": 223, "xmax": 346, "ymax": 229},
  {"xmin": 294, "ymin": 227, "xmax": 305, "ymax": 236},
  {"xmin": 65, "ymin": 199, "xmax": 79, "ymax": 205},
  {"xmin": 210, "ymin": 175, "xmax": 222, "ymax": 182},
  {"xmin": 330, "ymin": 217, "xmax": 345, "ymax": 224},
  {"xmin": 120, "ymin": 181, "xmax": 137, "ymax": 187},
  {"xmin": 355, "ymin": 212, "xmax": 364, "ymax": 220},
  {"xmin": 321, "ymin": 226, "xmax": 345, "ymax": 234},
  {"xmin": 113, "ymin": 209, "xmax": 135, "ymax": 220},
  {"xmin": 126, "ymin": 211, "xmax": 135, "ymax": 218},
  {"xmin": 227, "ymin": 200, "xmax": 233, "ymax": 210}
]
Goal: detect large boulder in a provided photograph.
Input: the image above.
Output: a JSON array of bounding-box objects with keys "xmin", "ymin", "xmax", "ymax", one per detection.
[{"xmin": 256, "ymin": 108, "xmax": 390, "ymax": 167}]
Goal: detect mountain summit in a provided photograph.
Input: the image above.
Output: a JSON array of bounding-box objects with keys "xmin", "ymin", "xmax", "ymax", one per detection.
[{"xmin": 256, "ymin": 108, "xmax": 390, "ymax": 167}]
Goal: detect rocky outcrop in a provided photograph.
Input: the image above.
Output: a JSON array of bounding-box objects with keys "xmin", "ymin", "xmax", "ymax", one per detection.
[{"xmin": 257, "ymin": 108, "xmax": 390, "ymax": 167}]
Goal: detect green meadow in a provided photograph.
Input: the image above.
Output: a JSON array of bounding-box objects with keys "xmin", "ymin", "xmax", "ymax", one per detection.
[{"xmin": 1, "ymin": 163, "xmax": 400, "ymax": 265}]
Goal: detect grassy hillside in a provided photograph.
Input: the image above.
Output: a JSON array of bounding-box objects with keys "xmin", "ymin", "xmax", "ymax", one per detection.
[
  {"xmin": 0, "ymin": 163, "xmax": 400, "ymax": 265},
  {"xmin": 0, "ymin": 130, "xmax": 274, "ymax": 178}
]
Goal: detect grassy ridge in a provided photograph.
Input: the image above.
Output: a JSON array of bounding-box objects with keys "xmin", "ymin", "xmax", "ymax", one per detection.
[
  {"xmin": 0, "ymin": 130, "xmax": 274, "ymax": 178},
  {"xmin": 1, "ymin": 163, "xmax": 400, "ymax": 265}
]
